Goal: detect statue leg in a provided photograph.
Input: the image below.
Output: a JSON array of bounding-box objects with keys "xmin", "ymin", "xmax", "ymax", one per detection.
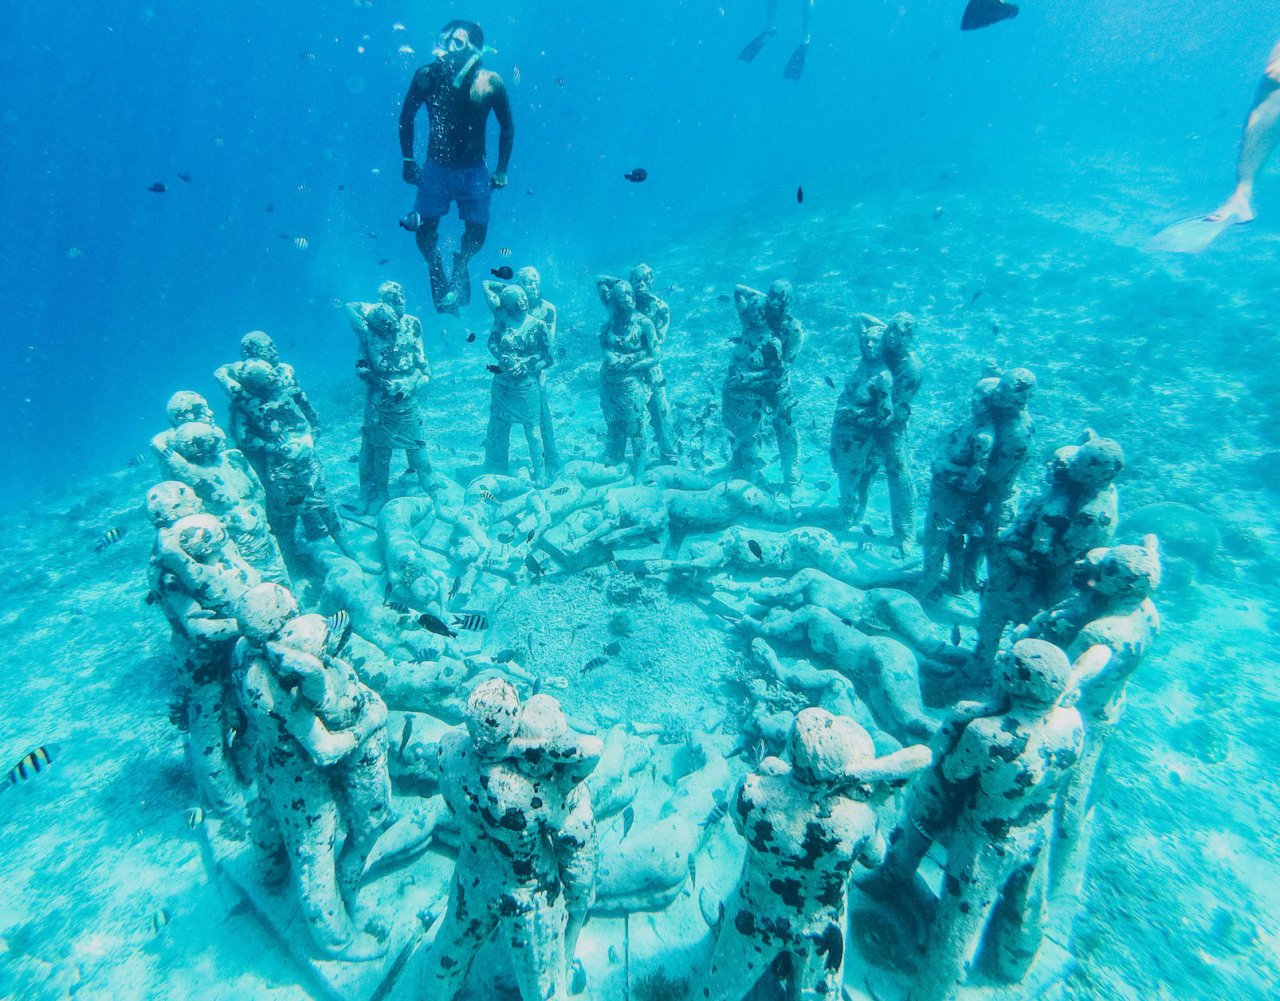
[
  {"xmin": 1051, "ymin": 724, "xmax": 1108, "ymax": 899},
  {"xmin": 184, "ymin": 659, "xmax": 240, "ymax": 813},
  {"xmin": 540, "ymin": 382, "xmax": 563, "ymax": 471},
  {"xmin": 771, "ymin": 398, "xmax": 800, "ymax": 486},
  {"xmin": 418, "ymin": 873, "xmax": 498, "ymax": 998},
  {"xmin": 521, "ymin": 420, "xmax": 547, "ymax": 486},
  {"xmin": 485, "ymin": 407, "xmax": 513, "ymax": 475},
  {"xmin": 648, "ymin": 380, "xmax": 678, "ymax": 462},
  {"xmin": 505, "ymin": 889, "xmax": 568, "ymax": 1001},
  {"xmin": 701, "ymin": 910, "xmax": 778, "ymax": 1001},
  {"xmin": 334, "ymin": 734, "xmax": 394, "ymax": 908},
  {"xmin": 789, "ymin": 920, "xmax": 846, "ymax": 1001},
  {"xmin": 884, "ymin": 428, "xmax": 916, "ymax": 547},
  {"xmin": 983, "ymin": 847, "xmax": 1051, "ymax": 984}
]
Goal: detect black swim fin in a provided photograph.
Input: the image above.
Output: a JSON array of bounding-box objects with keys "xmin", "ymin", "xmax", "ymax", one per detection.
[
  {"xmin": 961, "ymin": 0, "xmax": 1019, "ymax": 30},
  {"xmin": 783, "ymin": 42, "xmax": 809, "ymax": 80},
  {"xmin": 738, "ymin": 29, "xmax": 775, "ymax": 63}
]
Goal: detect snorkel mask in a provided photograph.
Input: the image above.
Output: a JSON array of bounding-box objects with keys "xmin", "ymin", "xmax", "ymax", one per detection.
[{"xmin": 433, "ymin": 22, "xmax": 495, "ymax": 89}]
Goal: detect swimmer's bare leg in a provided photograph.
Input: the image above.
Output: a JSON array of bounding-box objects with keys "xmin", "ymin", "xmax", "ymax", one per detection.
[{"xmin": 1210, "ymin": 41, "xmax": 1280, "ymax": 223}]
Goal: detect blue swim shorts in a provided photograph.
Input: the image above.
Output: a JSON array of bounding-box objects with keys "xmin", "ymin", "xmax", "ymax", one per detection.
[{"xmin": 414, "ymin": 160, "xmax": 492, "ymax": 226}]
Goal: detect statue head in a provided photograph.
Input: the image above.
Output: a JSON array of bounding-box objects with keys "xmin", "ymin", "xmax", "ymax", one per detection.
[
  {"xmin": 515, "ymin": 266, "xmax": 542, "ymax": 305},
  {"xmin": 378, "ymin": 281, "xmax": 406, "ymax": 317},
  {"xmin": 498, "ymin": 284, "xmax": 529, "ymax": 322},
  {"xmin": 971, "ymin": 376, "xmax": 1000, "ymax": 414},
  {"xmin": 609, "ymin": 280, "xmax": 635, "ymax": 315},
  {"xmin": 992, "ymin": 367, "xmax": 1036, "ymax": 412},
  {"xmin": 629, "ymin": 263, "xmax": 654, "ymax": 294},
  {"xmin": 174, "ymin": 513, "xmax": 227, "ymax": 562},
  {"xmin": 787, "ymin": 707, "xmax": 875, "ymax": 786},
  {"xmin": 173, "ymin": 422, "xmax": 223, "ymax": 464},
  {"xmin": 1093, "ymin": 536, "xmax": 1161, "ymax": 599},
  {"xmin": 766, "ymin": 279, "xmax": 793, "ymax": 315},
  {"xmin": 1066, "ymin": 436, "xmax": 1124, "ymax": 489},
  {"xmin": 366, "ymin": 302, "xmax": 400, "ymax": 338},
  {"xmin": 146, "ymin": 480, "xmax": 203, "ymax": 527},
  {"xmin": 166, "ymin": 391, "xmax": 214, "ymax": 428},
  {"xmin": 240, "ymin": 330, "xmax": 279, "ymax": 364},
  {"xmin": 236, "ymin": 582, "xmax": 299, "ymax": 641},
  {"xmin": 999, "ymin": 639, "xmax": 1071, "ymax": 709},
  {"xmin": 465, "ymin": 678, "xmax": 520, "ymax": 754},
  {"xmin": 859, "ymin": 320, "xmax": 886, "ymax": 361},
  {"xmin": 885, "ymin": 312, "xmax": 916, "ymax": 353},
  {"xmin": 238, "ymin": 359, "xmax": 279, "ymax": 399}
]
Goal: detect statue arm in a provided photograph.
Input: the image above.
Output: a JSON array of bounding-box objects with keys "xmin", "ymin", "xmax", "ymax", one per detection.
[{"xmin": 213, "ymin": 363, "xmax": 240, "ymax": 397}]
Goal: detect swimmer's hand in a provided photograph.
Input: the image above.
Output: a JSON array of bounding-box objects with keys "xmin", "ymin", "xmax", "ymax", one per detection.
[
  {"xmin": 402, "ymin": 159, "xmax": 420, "ymax": 185},
  {"xmin": 490, "ymin": 169, "xmax": 508, "ymax": 189}
]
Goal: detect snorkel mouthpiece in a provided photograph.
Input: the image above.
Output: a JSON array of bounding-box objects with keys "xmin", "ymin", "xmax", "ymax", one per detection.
[{"xmin": 449, "ymin": 44, "xmax": 495, "ymax": 88}]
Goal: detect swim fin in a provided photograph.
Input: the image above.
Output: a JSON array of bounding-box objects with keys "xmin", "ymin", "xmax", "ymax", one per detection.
[
  {"xmin": 783, "ymin": 42, "xmax": 809, "ymax": 80},
  {"xmin": 961, "ymin": 0, "xmax": 1019, "ymax": 31},
  {"xmin": 738, "ymin": 29, "xmax": 775, "ymax": 63},
  {"xmin": 1148, "ymin": 213, "xmax": 1239, "ymax": 254}
]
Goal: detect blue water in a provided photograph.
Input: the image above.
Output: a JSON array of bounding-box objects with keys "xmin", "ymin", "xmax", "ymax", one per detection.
[{"xmin": 2, "ymin": 3, "xmax": 1280, "ymax": 1000}]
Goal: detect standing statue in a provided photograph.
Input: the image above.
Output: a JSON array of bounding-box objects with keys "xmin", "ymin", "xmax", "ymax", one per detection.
[
  {"xmin": 830, "ymin": 315, "xmax": 894, "ymax": 529},
  {"xmin": 871, "ymin": 640, "xmax": 1093, "ymax": 1001},
  {"xmin": 418, "ymin": 679, "xmax": 602, "ymax": 1000},
  {"xmin": 1020, "ymin": 536, "xmax": 1161, "ymax": 896},
  {"xmin": 723, "ymin": 284, "xmax": 801, "ymax": 489},
  {"xmin": 151, "ymin": 391, "xmax": 225, "ymax": 465},
  {"xmin": 699, "ymin": 709, "xmax": 929, "ymax": 1000},
  {"xmin": 235, "ymin": 583, "xmax": 392, "ymax": 961},
  {"xmin": 630, "ymin": 263, "xmax": 678, "ymax": 465},
  {"xmin": 972, "ymin": 434, "xmax": 1124, "ymax": 675},
  {"xmin": 345, "ymin": 284, "xmax": 435, "ymax": 511},
  {"xmin": 597, "ymin": 278, "xmax": 658, "ymax": 478},
  {"xmin": 517, "ymin": 266, "xmax": 564, "ymax": 475},
  {"xmin": 483, "ymin": 281, "xmax": 553, "ymax": 485},
  {"xmin": 155, "ymin": 419, "xmax": 289, "ymax": 585},
  {"xmin": 214, "ymin": 330, "xmax": 320, "ymax": 485}
]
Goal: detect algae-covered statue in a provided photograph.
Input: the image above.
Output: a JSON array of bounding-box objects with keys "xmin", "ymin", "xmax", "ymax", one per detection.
[
  {"xmin": 1020, "ymin": 535, "xmax": 1161, "ymax": 897},
  {"xmin": 699, "ymin": 709, "xmax": 929, "ymax": 1001},
  {"xmin": 346, "ymin": 284, "xmax": 435, "ymax": 510},
  {"xmin": 969, "ymin": 366, "xmax": 1037, "ymax": 580},
  {"xmin": 214, "ymin": 330, "xmax": 320, "ymax": 485},
  {"xmin": 723, "ymin": 283, "xmax": 801, "ymax": 489},
  {"xmin": 156, "ymin": 419, "xmax": 289, "ymax": 585},
  {"xmin": 151, "ymin": 391, "xmax": 225, "ymax": 467},
  {"xmin": 484, "ymin": 281, "xmax": 553, "ymax": 485},
  {"xmin": 149, "ymin": 506, "xmax": 259, "ymax": 813},
  {"xmin": 597, "ymin": 277, "xmax": 658, "ymax": 478},
  {"xmin": 630, "ymin": 263, "xmax": 678, "ymax": 465},
  {"xmin": 517, "ymin": 265, "xmax": 564, "ymax": 474},
  {"xmin": 235, "ymin": 582, "xmax": 393, "ymax": 961},
  {"xmin": 419, "ymin": 679, "xmax": 602, "ymax": 1000},
  {"xmin": 870, "ymin": 639, "xmax": 1094, "ymax": 1001},
  {"xmin": 973, "ymin": 434, "xmax": 1123, "ymax": 675}
]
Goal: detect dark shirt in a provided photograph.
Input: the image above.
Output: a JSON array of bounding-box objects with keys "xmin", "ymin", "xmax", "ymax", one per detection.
[{"xmin": 400, "ymin": 62, "xmax": 513, "ymax": 170}]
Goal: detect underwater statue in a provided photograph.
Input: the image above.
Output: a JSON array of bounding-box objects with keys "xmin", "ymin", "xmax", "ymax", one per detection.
[
  {"xmin": 1020, "ymin": 535, "xmax": 1161, "ymax": 899},
  {"xmin": 723, "ymin": 284, "xmax": 801, "ymax": 490},
  {"xmin": 869, "ymin": 639, "xmax": 1098, "ymax": 1001},
  {"xmin": 699, "ymin": 708, "xmax": 930, "ymax": 1001},
  {"xmin": 630, "ymin": 263, "xmax": 678, "ymax": 465},
  {"xmin": 155, "ymin": 418, "xmax": 289, "ymax": 585},
  {"xmin": 346, "ymin": 285, "xmax": 435, "ymax": 511},
  {"xmin": 483, "ymin": 281, "xmax": 552, "ymax": 485},
  {"xmin": 418, "ymin": 680, "xmax": 601, "ymax": 1000},
  {"xmin": 830, "ymin": 312, "xmax": 919, "ymax": 554},
  {"xmin": 151, "ymin": 390, "xmax": 225, "ymax": 466},
  {"xmin": 214, "ymin": 330, "xmax": 320, "ymax": 486},
  {"xmin": 972, "ymin": 433, "xmax": 1123, "ymax": 676},
  {"xmin": 517, "ymin": 265, "xmax": 564, "ymax": 474},
  {"xmin": 597, "ymin": 277, "xmax": 659, "ymax": 478},
  {"xmin": 150, "ymin": 508, "xmax": 259, "ymax": 814},
  {"xmin": 235, "ymin": 582, "xmax": 393, "ymax": 961}
]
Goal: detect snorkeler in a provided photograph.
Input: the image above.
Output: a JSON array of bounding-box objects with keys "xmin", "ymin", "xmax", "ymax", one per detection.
[
  {"xmin": 399, "ymin": 20, "xmax": 514, "ymax": 314},
  {"xmin": 1151, "ymin": 38, "xmax": 1280, "ymax": 253},
  {"xmin": 739, "ymin": 0, "xmax": 813, "ymax": 80}
]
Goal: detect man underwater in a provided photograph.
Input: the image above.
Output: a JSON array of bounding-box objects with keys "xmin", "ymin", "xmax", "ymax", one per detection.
[{"xmin": 399, "ymin": 20, "xmax": 514, "ymax": 314}]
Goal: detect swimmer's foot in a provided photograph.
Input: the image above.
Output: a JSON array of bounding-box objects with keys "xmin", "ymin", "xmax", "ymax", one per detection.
[
  {"xmin": 738, "ymin": 28, "xmax": 776, "ymax": 63},
  {"xmin": 1204, "ymin": 192, "xmax": 1255, "ymax": 225},
  {"xmin": 783, "ymin": 42, "xmax": 809, "ymax": 81}
]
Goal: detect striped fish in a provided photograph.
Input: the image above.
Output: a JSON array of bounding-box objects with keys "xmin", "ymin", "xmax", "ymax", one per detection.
[
  {"xmin": 94, "ymin": 527, "xmax": 125, "ymax": 553},
  {"xmin": 126, "ymin": 453, "xmax": 148, "ymax": 468},
  {"xmin": 452, "ymin": 611, "xmax": 489, "ymax": 632},
  {"xmin": 4, "ymin": 745, "xmax": 53, "ymax": 791}
]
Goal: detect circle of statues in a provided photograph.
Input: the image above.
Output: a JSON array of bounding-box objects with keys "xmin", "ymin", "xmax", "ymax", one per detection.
[{"xmin": 143, "ymin": 265, "xmax": 1160, "ymax": 1000}]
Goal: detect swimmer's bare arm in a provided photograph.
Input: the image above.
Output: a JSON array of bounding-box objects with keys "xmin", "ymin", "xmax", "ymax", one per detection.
[
  {"xmin": 488, "ymin": 75, "xmax": 514, "ymax": 186},
  {"xmin": 399, "ymin": 68, "xmax": 432, "ymax": 182}
]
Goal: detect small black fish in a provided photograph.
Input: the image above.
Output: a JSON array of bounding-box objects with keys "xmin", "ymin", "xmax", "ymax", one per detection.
[
  {"xmin": 176, "ymin": 172, "xmax": 192, "ymax": 183},
  {"xmin": 961, "ymin": 0, "xmax": 1019, "ymax": 31},
  {"xmin": 861, "ymin": 524, "xmax": 876, "ymax": 539},
  {"xmin": 453, "ymin": 611, "xmax": 489, "ymax": 632},
  {"xmin": 4, "ymin": 745, "xmax": 53, "ymax": 791},
  {"xmin": 796, "ymin": 185, "xmax": 804, "ymax": 204},
  {"xmin": 418, "ymin": 613, "xmax": 457, "ymax": 638},
  {"xmin": 326, "ymin": 610, "xmax": 352, "ymax": 651},
  {"xmin": 491, "ymin": 266, "xmax": 514, "ymax": 280},
  {"xmin": 449, "ymin": 577, "xmax": 461, "ymax": 601},
  {"xmin": 94, "ymin": 527, "xmax": 125, "ymax": 553},
  {"xmin": 144, "ymin": 589, "xmax": 160, "ymax": 606},
  {"xmin": 717, "ymin": 293, "xmax": 732, "ymax": 303},
  {"xmin": 603, "ymin": 640, "xmax": 622, "ymax": 657},
  {"xmin": 466, "ymin": 331, "xmax": 477, "ymax": 343},
  {"xmin": 525, "ymin": 553, "xmax": 546, "ymax": 577},
  {"xmin": 497, "ymin": 247, "xmax": 513, "ymax": 257},
  {"xmin": 549, "ymin": 485, "xmax": 570, "ymax": 496},
  {"xmin": 126, "ymin": 453, "xmax": 148, "ymax": 468},
  {"xmin": 492, "ymin": 648, "xmax": 517, "ymax": 664},
  {"xmin": 747, "ymin": 539, "xmax": 764, "ymax": 561},
  {"xmin": 148, "ymin": 182, "xmax": 167, "ymax": 193},
  {"xmin": 398, "ymin": 716, "xmax": 414, "ymax": 758},
  {"xmin": 265, "ymin": 203, "xmax": 274, "ymax": 213},
  {"xmin": 554, "ymin": 77, "xmax": 567, "ymax": 87},
  {"xmin": 824, "ymin": 375, "xmax": 835, "ymax": 389},
  {"xmin": 386, "ymin": 600, "xmax": 410, "ymax": 615},
  {"xmin": 621, "ymin": 805, "xmax": 635, "ymax": 839},
  {"xmin": 480, "ymin": 489, "xmax": 496, "ymax": 502},
  {"xmin": 581, "ymin": 655, "xmax": 608, "ymax": 674},
  {"xmin": 347, "ymin": 454, "xmax": 359, "ymax": 463},
  {"xmin": 486, "ymin": 364, "xmax": 502, "ymax": 374},
  {"xmin": 815, "ymin": 480, "xmax": 832, "ymax": 492},
  {"xmin": 699, "ymin": 803, "xmax": 726, "ymax": 828},
  {"xmin": 950, "ymin": 623, "xmax": 962, "ymax": 646},
  {"xmin": 624, "ymin": 168, "xmax": 647, "ymax": 183},
  {"xmin": 971, "ymin": 289, "xmax": 984, "ymax": 303},
  {"xmin": 525, "ymin": 529, "xmax": 536, "ymax": 544},
  {"xmin": 378, "ymin": 257, "xmax": 389, "ymax": 265}
]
